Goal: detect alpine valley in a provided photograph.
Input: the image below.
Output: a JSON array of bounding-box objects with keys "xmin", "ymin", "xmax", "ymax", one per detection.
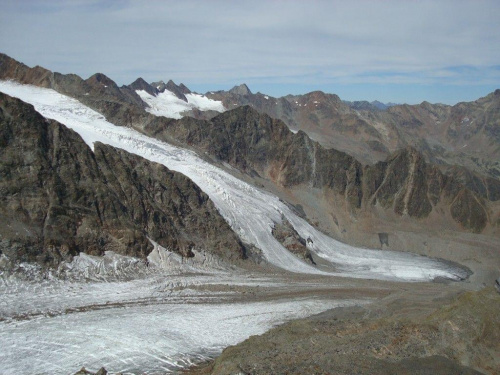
[{"xmin": 0, "ymin": 53, "xmax": 498, "ymax": 375}]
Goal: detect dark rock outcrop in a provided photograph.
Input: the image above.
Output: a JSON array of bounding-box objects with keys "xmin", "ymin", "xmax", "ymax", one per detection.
[
  {"xmin": 272, "ymin": 216, "xmax": 314, "ymax": 264},
  {"xmin": 74, "ymin": 367, "xmax": 108, "ymax": 375},
  {"xmin": 128, "ymin": 77, "xmax": 158, "ymax": 97},
  {"xmin": 0, "ymin": 92, "xmax": 245, "ymax": 266},
  {"xmin": 150, "ymin": 79, "xmax": 191, "ymax": 102}
]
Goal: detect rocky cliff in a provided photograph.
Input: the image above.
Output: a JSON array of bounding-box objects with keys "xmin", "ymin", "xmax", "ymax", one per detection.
[
  {"xmin": 150, "ymin": 106, "xmax": 494, "ymax": 233},
  {"xmin": 0, "ymin": 92, "xmax": 245, "ymax": 266}
]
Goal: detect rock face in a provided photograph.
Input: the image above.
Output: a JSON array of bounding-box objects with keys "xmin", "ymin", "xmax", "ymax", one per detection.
[
  {"xmin": 128, "ymin": 77, "xmax": 158, "ymax": 97},
  {"xmin": 0, "ymin": 93, "xmax": 245, "ymax": 266},
  {"xmin": 148, "ymin": 80, "xmax": 192, "ymax": 102},
  {"xmin": 229, "ymin": 83, "xmax": 252, "ymax": 96},
  {"xmin": 149, "ymin": 105, "xmax": 493, "ymax": 233},
  {"xmin": 272, "ymin": 216, "xmax": 314, "ymax": 264}
]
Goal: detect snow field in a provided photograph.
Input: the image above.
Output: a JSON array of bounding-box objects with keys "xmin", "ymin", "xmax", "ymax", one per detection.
[{"xmin": 136, "ymin": 89, "xmax": 225, "ymax": 119}]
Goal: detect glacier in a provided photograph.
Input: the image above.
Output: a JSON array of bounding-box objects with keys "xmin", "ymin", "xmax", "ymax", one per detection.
[
  {"xmin": 0, "ymin": 80, "xmax": 468, "ymax": 282},
  {"xmin": 0, "ymin": 80, "xmax": 471, "ymax": 374}
]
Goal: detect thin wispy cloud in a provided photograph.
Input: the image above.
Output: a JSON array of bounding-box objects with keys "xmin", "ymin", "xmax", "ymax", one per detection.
[{"xmin": 0, "ymin": 0, "xmax": 498, "ymax": 103}]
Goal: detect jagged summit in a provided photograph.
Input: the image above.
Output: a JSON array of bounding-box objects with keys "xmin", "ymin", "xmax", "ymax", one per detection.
[
  {"xmin": 128, "ymin": 77, "xmax": 158, "ymax": 96},
  {"xmin": 148, "ymin": 79, "xmax": 192, "ymax": 101},
  {"xmin": 86, "ymin": 73, "xmax": 118, "ymax": 88},
  {"xmin": 165, "ymin": 79, "xmax": 190, "ymax": 101},
  {"xmin": 229, "ymin": 83, "xmax": 252, "ymax": 96}
]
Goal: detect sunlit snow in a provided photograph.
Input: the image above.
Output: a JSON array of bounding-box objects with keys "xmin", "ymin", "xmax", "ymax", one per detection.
[{"xmin": 136, "ymin": 89, "xmax": 225, "ymax": 119}]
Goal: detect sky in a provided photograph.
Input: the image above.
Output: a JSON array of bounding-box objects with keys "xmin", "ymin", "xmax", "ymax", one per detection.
[{"xmin": 0, "ymin": 0, "xmax": 499, "ymax": 105}]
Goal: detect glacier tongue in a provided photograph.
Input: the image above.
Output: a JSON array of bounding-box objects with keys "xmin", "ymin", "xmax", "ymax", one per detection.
[{"xmin": 0, "ymin": 80, "xmax": 467, "ymax": 282}]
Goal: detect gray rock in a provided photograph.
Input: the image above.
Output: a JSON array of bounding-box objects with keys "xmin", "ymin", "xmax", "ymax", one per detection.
[{"xmin": 229, "ymin": 83, "xmax": 251, "ymax": 96}]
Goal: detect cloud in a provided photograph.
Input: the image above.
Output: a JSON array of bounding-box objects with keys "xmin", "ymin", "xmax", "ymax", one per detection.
[{"xmin": 0, "ymin": 0, "xmax": 498, "ymax": 102}]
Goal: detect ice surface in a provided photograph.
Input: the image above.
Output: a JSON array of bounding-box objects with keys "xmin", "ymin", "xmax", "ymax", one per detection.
[
  {"xmin": 136, "ymin": 89, "xmax": 225, "ymax": 119},
  {"xmin": 0, "ymin": 266, "xmax": 357, "ymax": 374},
  {"xmin": 0, "ymin": 80, "xmax": 468, "ymax": 282}
]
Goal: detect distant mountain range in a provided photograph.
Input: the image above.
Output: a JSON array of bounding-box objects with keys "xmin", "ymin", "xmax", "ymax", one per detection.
[{"xmin": 118, "ymin": 75, "xmax": 500, "ymax": 185}]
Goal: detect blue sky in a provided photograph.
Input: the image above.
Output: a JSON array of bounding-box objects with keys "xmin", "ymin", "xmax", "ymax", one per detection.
[{"xmin": 1, "ymin": 0, "xmax": 499, "ymax": 104}]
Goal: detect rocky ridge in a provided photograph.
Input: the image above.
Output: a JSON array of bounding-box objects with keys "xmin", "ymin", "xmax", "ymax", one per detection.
[
  {"xmin": 205, "ymin": 84, "xmax": 500, "ymax": 181},
  {"xmin": 0, "ymin": 92, "xmax": 244, "ymax": 266},
  {"xmin": 3, "ymin": 52, "xmax": 498, "ymax": 181}
]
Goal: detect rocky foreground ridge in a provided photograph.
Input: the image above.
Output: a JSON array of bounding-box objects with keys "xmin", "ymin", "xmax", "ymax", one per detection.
[
  {"xmin": 0, "ymin": 92, "xmax": 244, "ymax": 266},
  {"xmin": 187, "ymin": 287, "xmax": 500, "ymax": 375}
]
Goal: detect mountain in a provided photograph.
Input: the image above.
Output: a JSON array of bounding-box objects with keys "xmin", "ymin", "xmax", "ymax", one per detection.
[
  {"xmin": 229, "ymin": 83, "xmax": 252, "ymax": 96},
  {"xmin": 342, "ymin": 100, "xmax": 398, "ymax": 111},
  {"xmin": 150, "ymin": 79, "xmax": 192, "ymax": 101},
  {"xmin": 204, "ymin": 84, "xmax": 500, "ymax": 181},
  {"xmin": 3, "ymin": 51, "xmax": 497, "ymax": 182},
  {"xmin": 0, "ymin": 92, "xmax": 245, "ymax": 266},
  {"xmin": 148, "ymin": 105, "xmax": 497, "ymax": 235},
  {"xmin": 1, "ymin": 53, "xmax": 498, "ymax": 375},
  {"xmin": 1, "ymin": 53, "xmax": 498, "ymax": 239}
]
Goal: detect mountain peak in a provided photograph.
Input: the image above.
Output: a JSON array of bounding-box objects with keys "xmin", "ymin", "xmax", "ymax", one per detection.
[
  {"xmin": 229, "ymin": 83, "xmax": 252, "ymax": 96},
  {"xmin": 165, "ymin": 80, "xmax": 189, "ymax": 102},
  {"xmin": 86, "ymin": 73, "xmax": 119, "ymax": 90},
  {"xmin": 178, "ymin": 83, "xmax": 191, "ymax": 95},
  {"xmin": 128, "ymin": 77, "xmax": 158, "ymax": 96}
]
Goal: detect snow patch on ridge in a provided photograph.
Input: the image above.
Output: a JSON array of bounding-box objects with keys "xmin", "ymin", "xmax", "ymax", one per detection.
[
  {"xmin": 136, "ymin": 89, "xmax": 225, "ymax": 119},
  {"xmin": 0, "ymin": 80, "xmax": 468, "ymax": 282}
]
